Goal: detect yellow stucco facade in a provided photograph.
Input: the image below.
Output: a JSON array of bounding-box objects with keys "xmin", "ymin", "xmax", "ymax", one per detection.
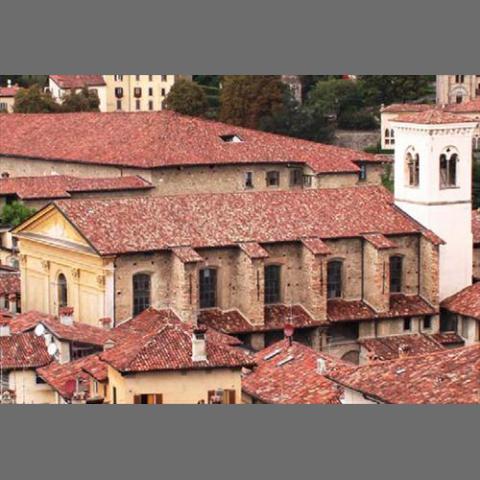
[
  {"xmin": 107, "ymin": 365, "xmax": 242, "ymax": 405},
  {"xmin": 14, "ymin": 205, "xmax": 113, "ymax": 326}
]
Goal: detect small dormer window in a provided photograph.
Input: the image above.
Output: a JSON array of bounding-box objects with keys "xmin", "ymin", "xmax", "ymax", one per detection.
[{"xmin": 220, "ymin": 134, "xmax": 243, "ymax": 143}]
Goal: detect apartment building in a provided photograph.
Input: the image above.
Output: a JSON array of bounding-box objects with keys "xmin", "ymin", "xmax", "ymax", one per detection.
[{"xmin": 436, "ymin": 74, "xmax": 480, "ymax": 105}]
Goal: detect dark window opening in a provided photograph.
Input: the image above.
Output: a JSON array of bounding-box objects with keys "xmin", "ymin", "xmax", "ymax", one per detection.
[
  {"xmin": 327, "ymin": 261, "xmax": 343, "ymax": 299},
  {"xmin": 133, "ymin": 273, "xmax": 151, "ymax": 316},
  {"xmin": 58, "ymin": 274, "xmax": 68, "ymax": 309},
  {"xmin": 403, "ymin": 317, "xmax": 412, "ymax": 331},
  {"xmin": 134, "ymin": 394, "xmax": 163, "ymax": 404},
  {"xmin": 199, "ymin": 268, "xmax": 217, "ymax": 309},
  {"xmin": 389, "ymin": 256, "xmax": 403, "ymax": 293},
  {"xmin": 290, "ymin": 168, "xmax": 303, "ymax": 186},
  {"xmin": 440, "ymin": 152, "xmax": 458, "ymax": 188},
  {"xmin": 440, "ymin": 309, "xmax": 458, "ymax": 332},
  {"xmin": 423, "ymin": 316, "xmax": 432, "ymax": 330},
  {"xmin": 328, "ymin": 322, "xmax": 359, "ymax": 344},
  {"xmin": 220, "ymin": 134, "xmax": 242, "ymax": 143},
  {"xmin": 264, "ymin": 265, "xmax": 281, "ymax": 304},
  {"xmin": 406, "ymin": 152, "xmax": 420, "ymax": 186},
  {"xmin": 359, "ymin": 164, "xmax": 367, "ymax": 181},
  {"xmin": 266, "ymin": 171, "xmax": 280, "ymax": 187},
  {"xmin": 244, "ymin": 172, "xmax": 254, "ymax": 188}
]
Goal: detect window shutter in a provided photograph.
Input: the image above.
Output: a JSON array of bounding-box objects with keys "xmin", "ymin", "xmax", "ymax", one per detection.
[
  {"xmin": 154, "ymin": 394, "xmax": 163, "ymax": 404},
  {"xmin": 133, "ymin": 395, "xmax": 141, "ymax": 404}
]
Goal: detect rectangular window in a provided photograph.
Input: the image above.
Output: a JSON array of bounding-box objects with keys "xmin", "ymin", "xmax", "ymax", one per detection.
[
  {"xmin": 327, "ymin": 261, "xmax": 343, "ymax": 299},
  {"xmin": 114, "ymin": 75, "xmax": 123, "ymax": 81},
  {"xmin": 135, "ymin": 75, "xmax": 140, "ymax": 81},
  {"xmin": 1, "ymin": 371, "xmax": 9, "ymax": 390},
  {"xmin": 113, "ymin": 387, "xmax": 117, "ymax": 404},
  {"xmin": 208, "ymin": 389, "xmax": 236, "ymax": 404},
  {"xmin": 148, "ymin": 75, "xmax": 153, "ymax": 81},
  {"xmin": 0, "ymin": 103, "xmax": 7, "ymax": 111},
  {"xmin": 290, "ymin": 168, "xmax": 303, "ymax": 186},
  {"xmin": 136, "ymin": 99, "xmax": 141, "ymax": 110},
  {"xmin": 199, "ymin": 268, "xmax": 217, "ymax": 309},
  {"xmin": 134, "ymin": 394, "xmax": 163, "ymax": 404},
  {"xmin": 303, "ymin": 175, "xmax": 313, "ymax": 187},
  {"xmin": 162, "ymin": 75, "xmax": 168, "ymax": 81},
  {"xmin": 244, "ymin": 172, "xmax": 254, "ymax": 189},
  {"xmin": 148, "ymin": 100, "xmax": 154, "ymax": 111},
  {"xmin": 115, "ymin": 87, "xmax": 123, "ymax": 98},
  {"xmin": 116, "ymin": 100, "xmax": 122, "ymax": 111},
  {"xmin": 359, "ymin": 164, "xmax": 367, "ymax": 181},
  {"xmin": 423, "ymin": 316, "xmax": 432, "ymax": 330},
  {"xmin": 264, "ymin": 265, "xmax": 281, "ymax": 304},
  {"xmin": 266, "ymin": 171, "xmax": 280, "ymax": 187},
  {"xmin": 133, "ymin": 273, "xmax": 151, "ymax": 316},
  {"xmin": 403, "ymin": 317, "xmax": 412, "ymax": 331},
  {"xmin": 461, "ymin": 319, "xmax": 469, "ymax": 339},
  {"xmin": 389, "ymin": 256, "xmax": 403, "ymax": 293},
  {"xmin": 134, "ymin": 87, "xmax": 142, "ymax": 98},
  {"xmin": 161, "ymin": 88, "xmax": 166, "ymax": 96}
]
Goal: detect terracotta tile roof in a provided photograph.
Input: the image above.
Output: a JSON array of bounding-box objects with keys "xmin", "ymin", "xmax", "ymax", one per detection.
[
  {"xmin": 327, "ymin": 294, "xmax": 437, "ymax": 323},
  {"xmin": 444, "ymin": 99, "xmax": 480, "ymax": 113},
  {"xmin": 441, "ymin": 282, "xmax": 480, "ymax": 320},
  {"xmin": 37, "ymin": 354, "xmax": 107, "ymax": 400},
  {"xmin": 8, "ymin": 311, "xmax": 110, "ymax": 346},
  {"xmin": 112, "ymin": 308, "xmax": 242, "ymax": 347},
  {"xmin": 242, "ymin": 340, "xmax": 344, "ymax": 404},
  {"xmin": 0, "ymin": 272, "xmax": 20, "ymax": 296},
  {"xmin": 393, "ymin": 109, "xmax": 477, "ymax": 125},
  {"xmin": 359, "ymin": 334, "xmax": 444, "ymax": 361},
  {"xmin": 472, "ymin": 210, "xmax": 480, "ymax": 244},
  {"xmin": 49, "ymin": 186, "xmax": 436, "ymax": 256},
  {"xmin": 199, "ymin": 305, "xmax": 323, "ymax": 334},
  {"xmin": 0, "ymin": 85, "xmax": 20, "ymax": 97},
  {"xmin": 0, "ymin": 111, "xmax": 380, "ymax": 173},
  {"xmin": 101, "ymin": 309, "xmax": 253, "ymax": 373},
  {"xmin": 362, "ymin": 233, "xmax": 397, "ymax": 249},
  {"xmin": 50, "ymin": 75, "xmax": 106, "ymax": 89},
  {"xmin": 238, "ymin": 242, "xmax": 269, "ymax": 259},
  {"xmin": 301, "ymin": 237, "xmax": 331, "ymax": 255},
  {"xmin": 381, "ymin": 103, "xmax": 433, "ymax": 113},
  {"xmin": 327, "ymin": 345, "xmax": 480, "ymax": 404},
  {"xmin": 171, "ymin": 246, "xmax": 203, "ymax": 263},
  {"xmin": 430, "ymin": 332, "xmax": 465, "ymax": 347},
  {"xmin": 0, "ymin": 175, "xmax": 152, "ymax": 200},
  {"xmin": 0, "ymin": 332, "xmax": 51, "ymax": 369}
]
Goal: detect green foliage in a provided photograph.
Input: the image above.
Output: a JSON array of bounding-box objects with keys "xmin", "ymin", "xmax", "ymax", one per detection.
[
  {"xmin": 381, "ymin": 163, "xmax": 394, "ymax": 192},
  {"xmin": 299, "ymin": 75, "xmax": 342, "ymax": 100},
  {"xmin": 358, "ymin": 75, "xmax": 433, "ymax": 106},
  {"xmin": 338, "ymin": 109, "xmax": 378, "ymax": 130},
  {"xmin": 164, "ymin": 79, "xmax": 209, "ymax": 117},
  {"xmin": 193, "ymin": 75, "xmax": 221, "ymax": 88},
  {"xmin": 0, "ymin": 201, "xmax": 36, "ymax": 227},
  {"xmin": 0, "ymin": 75, "xmax": 48, "ymax": 88},
  {"xmin": 13, "ymin": 85, "xmax": 59, "ymax": 113},
  {"xmin": 60, "ymin": 86, "xmax": 100, "ymax": 112},
  {"xmin": 219, "ymin": 76, "xmax": 286, "ymax": 129}
]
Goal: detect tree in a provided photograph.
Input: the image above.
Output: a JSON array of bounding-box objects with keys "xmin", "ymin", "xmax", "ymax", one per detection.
[
  {"xmin": 0, "ymin": 75, "xmax": 48, "ymax": 88},
  {"xmin": 219, "ymin": 76, "xmax": 286, "ymax": 129},
  {"xmin": 13, "ymin": 85, "xmax": 59, "ymax": 113},
  {"xmin": 164, "ymin": 79, "xmax": 209, "ymax": 117},
  {"xmin": 61, "ymin": 86, "xmax": 100, "ymax": 112},
  {"xmin": 0, "ymin": 201, "xmax": 36, "ymax": 227},
  {"xmin": 358, "ymin": 75, "xmax": 434, "ymax": 106}
]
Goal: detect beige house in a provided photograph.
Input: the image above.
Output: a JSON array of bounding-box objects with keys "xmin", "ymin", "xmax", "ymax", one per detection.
[
  {"xmin": 0, "ymin": 111, "xmax": 387, "ymax": 196},
  {"xmin": 0, "ymin": 83, "xmax": 19, "ymax": 113},
  {"xmin": 13, "ymin": 185, "xmax": 442, "ymax": 361}
]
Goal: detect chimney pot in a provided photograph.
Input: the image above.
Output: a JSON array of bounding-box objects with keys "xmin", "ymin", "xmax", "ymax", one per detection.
[
  {"xmin": 317, "ymin": 357, "xmax": 327, "ymax": 375},
  {"xmin": 59, "ymin": 306, "xmax": 74, "ymax": 326}
]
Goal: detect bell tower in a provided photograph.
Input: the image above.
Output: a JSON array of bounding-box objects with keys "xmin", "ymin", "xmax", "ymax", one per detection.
[{"xmin": 391, "ymin": 110, "xmax": 479, "ymax": 300}]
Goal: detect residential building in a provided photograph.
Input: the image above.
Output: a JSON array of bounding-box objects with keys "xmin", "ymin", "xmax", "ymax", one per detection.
[
  {"xmin": 0, "ymin": 111, "xmax": 387, "ymax": 195},
  {"xmin": 436, "ymin": 74, "xmax": 480, "ymax": 105},
  {"xmin": 49, "ymin": 75, "xmax": 108, "ymax": 111},
  {"xmin": 48, "ymin": 75, "xmax": 189, "ymax": 113},
  {"xmin": 391, "ymin": 109, "xmax": 478, "ymax": 300},
  {"xmin": 0, "ymin": 268, "xmax": 20, "ymax": 313},
  {"xmin": 326, "ymin": 344, "xmax": 480, "ymax": 404},
  {"xmin": 0, "ymin": 81, "xmax": 20, "ymax": 113},
  {"xmin": 13, "ymin": 185, "xmax": 442, "ymax": 359}
]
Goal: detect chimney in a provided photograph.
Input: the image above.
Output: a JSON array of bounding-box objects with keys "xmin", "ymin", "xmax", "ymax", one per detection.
[
  {"xmin": 317, "ymin": 357, "xmax": 327, "ymax": 375},
  {"xmin": 8, "ymin": 294, "xmax": 17, "ymax": 315},
  {"xmin": 59, "ymin": 306, "xmax": 74, "ymax": 326},
  {"xmin": 398, "ymin": 344, "xmax": 410, "ymax": 358},
  {"xmin": 191, "ymin": 327, "xmax": 207, "ymax": 362},
  {"xmin": 99, "ymin": 317, "xmax": 112, "ymax": 330},
  {"xmin": 0, "ymin": 320, "xmax": 11, "ymax": 337}
]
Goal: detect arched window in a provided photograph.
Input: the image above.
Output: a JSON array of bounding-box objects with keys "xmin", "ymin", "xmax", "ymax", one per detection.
[
  {"xmin": 389, "ymin": 256, "xmax": 403, "ymax": 293},
  {"xmin": 199, "ymin": 268, "xmax": 217, "ymax": 309},
  {"xmin": 440, "ymin": 147, "xmax": 458, "ymax": 188},
  {"xmin": 327, "ymin": 261, "xmax": 343, "ymax": 299},
  {"xmin": 133, "ymin": 273, "xmax": 151, "ymax": 316},
  {"xmin": 264, "ymin": 265, "xmax": 281, "ymax": 304},
  {"xmin": 58, "ymin": 273, "xmax": 68, "ymax": 309},
  {"xmin": 405, "ymin": 147, "xmax": 419, "ymax": 187}
]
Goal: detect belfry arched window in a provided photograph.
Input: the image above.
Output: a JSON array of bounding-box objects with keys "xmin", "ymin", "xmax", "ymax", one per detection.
[
  {"xmin": 58, "ymin": 273, "xmax": 68, "ymax": 309},
  {"xmin": 405, "ymin": 147, "xmax": 420, "ymax": 187},
  {"xmin": 439, "ymin": 147, "xmax": 459, "ymax": 188}
]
